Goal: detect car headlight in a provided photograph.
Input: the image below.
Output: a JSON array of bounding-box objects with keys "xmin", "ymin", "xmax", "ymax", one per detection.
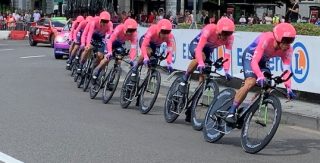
[{"xmin": 55, "ymin": 35, "xmax": 66, "ymax": 43}]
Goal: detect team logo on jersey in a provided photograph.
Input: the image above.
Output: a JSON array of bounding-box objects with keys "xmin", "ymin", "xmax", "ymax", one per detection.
[{"xmin": 291, "ymin": 42, "xmax": 309, "ymax": 83}]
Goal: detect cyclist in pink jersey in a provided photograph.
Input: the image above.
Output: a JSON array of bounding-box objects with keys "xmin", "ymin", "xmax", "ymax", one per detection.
[
  {"xmin": 66, "ymin": 16, "xmax": 92, "ymax": 70},
  {"xmin": 68, "ymin": 15, "xmax": 84, "ymax": 58},
  {"xmin": 226, "ymin": 23, "xmax": 297, "ymax": 123},
  {"xmin": 77, "ymin": 11, "xmax": 113, "ymax": 74},
  {"xmin": 131, "ymin": 19, "xmax": 174, "ymax": 77},
  {"xmin": 91, "ymin": 18, "xmax": 138, "ymax": 84},
  {"xmin": 181, "ymin": 17, "xmax": 235, "ymax": 122}
]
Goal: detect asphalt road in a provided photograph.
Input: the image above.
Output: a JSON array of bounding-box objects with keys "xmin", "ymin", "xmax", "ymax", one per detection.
[{"xmin": 0, "ymin": 40, "xmax": 320, "ymax": 163}]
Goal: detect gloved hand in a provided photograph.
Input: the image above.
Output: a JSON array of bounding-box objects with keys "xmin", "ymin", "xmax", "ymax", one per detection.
[
  {"xmin": 167, "ymin": 64, "xmax": 173, "ymax": 73},
  {"xmin": 129, "ymin": 60, "xmax": 135, "ymax": 67},
  {"xmin": 287, "ymin": 88, "xmax": 296, "ymax": 100},
  {"xmin": 197, "ymin": 62, "xmax": 205, "ymax": 73},
  {"xmin": 256, "ymin": 77, "xmax": 266, "ymax": 88},
  {"xmin": 80, "ymin": 44, "xmax": 85, "ymax": 50},
  {"xmin": 68, "ymin": 40, "xmax": 72, "ymax": 45},
  {"xmin": 105, "ymin": 52, "xmax": 112, "ymax": 60},
  {"xmin": 224, "ymin": 70, "xmax": 232, "ymax": 81},
  {"xmin": 143, "ymin": 57, "xmax": 150, "ymax": 66}
]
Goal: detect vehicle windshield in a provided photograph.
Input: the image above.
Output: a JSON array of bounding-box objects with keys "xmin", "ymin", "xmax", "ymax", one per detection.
[
  {"xmin": 63, "ymin": 24, "xmax": 71, "ymax": 31},
  {"xmin": 52, "ymin": 21, "xmax": 65, "ymax": 28}
]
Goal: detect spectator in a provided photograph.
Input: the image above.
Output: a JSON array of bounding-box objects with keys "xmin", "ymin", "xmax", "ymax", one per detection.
[
  {"xmin": 252, "ymin": 14, "xmax": 260, "ymax": 24},
  {"xmin": 0, "ymin": 12, "xmax": 5, "ymax": 30},
  {"xmin": 315, "ymin": 18, "xmax": 320, "ymax": 26},
  {"xmin": 228, "ymin": 14, "xmax": 234, "ymax": 22},
  {"xmin": 281, "ymin": 16, "xmax": 285, "ymax": 23},
  {"xmin": 147, "ymin": 11, "xmax": 155, "ymax": 24},
  {"xmin": 185, "ymin": 10, "xmax": 193, "ymax": 24},
  {"xmin": 272, "ymin": 14, "xmax": 280, "ymax": 24},
  {"xmin": 265, "ymin": 14, "xmax": 273, "ymax": 24},
  {"xmin": 156, "ymin": 8, "xmax": 164, "ymax": 22},
  {"xmin": 140, "ymin": 11, "xmax": 147, "ymax": 24},
  {"xmin": 221, "ymin": 13, "xmax": 228, "ymax": 18},
  {"xmin": 248, "ymin": 14, "xmax": 254, "ymax": 25},
  {"xmin": 310, "ymin": 15, "xmax": 317, "ymax": 24},
  {"xmin": 7, "ymin": 14, "xmax": 15, "ymax": 30},
  {"xmin": 261, "ymin": 13, "xmax": 266, "ymax": 24},
  {"xmin": 239, "ymin": 15, "xmax": 247, "ymax": 24},
  {"xmin": 209, "ymin": 14, "xmax": 216, "ymax": 24},
  {"xmin": 286, "ymin": 0, "xmax": 299, "ymax": 23},
  {"xmin": 33, "ymin": 10, "xmax": 41, "ymax": 22},
  {"xmin": 201, "ymin": 10, "xmax": 209, "ymax": 25},
  {"xmin": 112, "ymin": 11, "xmax": 119, "ymax": 23},
  {"xmin": 121, "ymin": 11, "xmax": 127, "ymax": 23}
]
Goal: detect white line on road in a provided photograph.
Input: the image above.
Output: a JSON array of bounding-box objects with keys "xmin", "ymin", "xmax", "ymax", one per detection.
[
  {"xmin": 0, "ymin": 152, "xmax": 24, "ymax": 163},
  {"xmin": 0, "ymin": 44, "xmax": 8, "ymax": 46},
  {"xmin": 20, "ymin": 55, "xmax": 46, "ymax": 59},
  {"xmin": 0, "ymin": 49, "xmax": 14, "ymax": 52}
]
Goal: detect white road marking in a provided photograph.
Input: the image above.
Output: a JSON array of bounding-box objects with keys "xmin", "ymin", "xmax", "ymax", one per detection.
[
  {"xmin": 0, "ymin": 44, "xmax": 8, "ymax": 46},
  {"xmin": 0, "ymin": 49, "xmax": 14, "ymax": 52},
  {"xmin": 0, "ymin": 152, "xmax": 24, "ymax": 163},
  {"xmin": 20, "ymin": 55, "xmax": 46, "ymax": 59}
]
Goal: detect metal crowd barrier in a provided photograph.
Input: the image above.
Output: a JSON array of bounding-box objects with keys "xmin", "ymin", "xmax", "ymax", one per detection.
[{"xmin": 0, "ymin": 21, "xmax": 32, "ymax": 31}]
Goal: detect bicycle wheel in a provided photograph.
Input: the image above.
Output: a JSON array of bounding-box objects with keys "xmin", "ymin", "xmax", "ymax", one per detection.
[
  {"xmin": 71, "ymin": 59, "xmax": 79, "ymax": 77},
  {"xmin": 191, "ymin": 81, "xmax": 219, "ymax": 131},
  {"xmin": 83, "ymin": 58, "xmax": 94, "ymax": 92},
  {"xmin": 241, "ymin": 95, "xmax": 282, "ymax": 154},
  {"xmin": 89, "ymin": 72, "xmax": 105, "ymax": 99},
  {"xmin": 77, "ymin": 72, "xmax": 85, "ymax": 88},
  {"xmin": 203, "ymin": 88, "xmax": 235, "ymax": 143},
  {"xmin": 102, "ymin": 66, "xmax": 122, "ymax": 104},
  {"xmin": 139, "ymin": 70, "xmax": 161, "ymax": 114},
  {"xmin": 120, "ymin": 68, "xmax": 137, "ymax": 108},
  {"xmin": 164, "ymin": 76, "xmax": 184, "ymax": 123}
]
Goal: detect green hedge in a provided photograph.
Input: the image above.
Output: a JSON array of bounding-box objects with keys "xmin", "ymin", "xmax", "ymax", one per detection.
[{"xmin": 177, "ymin": 23, "xmax": 320, "ymax": 36}]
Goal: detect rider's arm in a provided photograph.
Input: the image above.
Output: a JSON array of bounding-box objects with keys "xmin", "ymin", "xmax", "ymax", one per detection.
[
  {"xmin": 73, "ymin": 21, "xmax": 84, "ymax": 42},
  {"xmin": 141, "ymin": 31, "xmax": 152, "ymax": 60},
  {"xmin": 85, "ymin": 21, "xmax": 96, "ymax": 47},
  {"xmin": 223, "ymin": 35, "xmax": 234, "ymax": 72},
  {"xmin": 195, "ymin": 29, "xmax": 210, "ymax": 66},
  {"xmin": 106, "ymin": 26, "xmax": 120, "ymax": 54},
  {"xmin": 281, "ymin": 49, "xmax": 293, "ymax": 89},
  {"xmin": 69, "ymin": 21, "xmax": 77, "ymax": 41},
  {"xmin": 250, "ymin": 39, "xmax": 266, "ymax": 79},
  {"xmin": 80, "ymin": 22, "xmax": 90, "ymax": 47},
  {"xmin": 165, "ymin": 34, "xmax": 174, "ymax": 65},
  {"xmin": 129, "ymin": 32, "xmax": 138, "ymax": 61},
  {"xmin": 107, "ymin": 22, "xmax": 113, "ymax": 35}
]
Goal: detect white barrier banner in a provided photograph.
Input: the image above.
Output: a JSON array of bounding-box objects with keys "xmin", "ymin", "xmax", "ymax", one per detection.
[{"xmin": 137, "ymin": 27, "xmax": 319, "ymax": 94}]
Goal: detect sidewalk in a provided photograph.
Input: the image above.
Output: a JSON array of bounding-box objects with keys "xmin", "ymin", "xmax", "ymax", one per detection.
[{"xmin": 121, "ymin": 63, "xmax": 320, "ymax": 131}]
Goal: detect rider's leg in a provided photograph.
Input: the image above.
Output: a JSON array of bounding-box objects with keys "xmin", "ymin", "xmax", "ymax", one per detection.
[
  {"xmin": 78, "ymin": 46, "xmax": 92, "ymax": 72},
  {"xmin": 69, "ymin": 42, "xmax": 75, "ymax": 56},
  {"xmin": 92, "ymin": 52, "xmax": 107, "ymax": 78}
]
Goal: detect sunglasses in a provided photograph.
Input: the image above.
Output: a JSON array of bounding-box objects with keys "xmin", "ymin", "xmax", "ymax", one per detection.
[
  {"xmin": 220, "ymin": 31, "xmax": 233, "ymax": 37},
  {"xmin": 100, "ymin": 19, "xmax": 109, "ymax": 24},
  {"xmin": 280, "ymin": 37, "xmax": 295, "ymax": 44},
  {"xmin": 126, "ymin": 28, "xmax": 137, "ymax": 33},
  {"xmin": 160, "ymin": 29, "xmax": 171, "ymax": 35}
]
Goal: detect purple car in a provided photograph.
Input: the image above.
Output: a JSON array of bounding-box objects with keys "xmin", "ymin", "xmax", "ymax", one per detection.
[{"xmin": 54, "ymin": 24, "xmax": 71, "ymax": 59}]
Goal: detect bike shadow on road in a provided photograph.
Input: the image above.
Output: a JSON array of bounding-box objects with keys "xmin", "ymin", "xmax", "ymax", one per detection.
[
  {"xmin": 206, "ymin": 136, "xmax": 320, "ymax": 156},
  {"xmin": 258, "ymin": 138, "xmax": 320, "ymax": 156}
]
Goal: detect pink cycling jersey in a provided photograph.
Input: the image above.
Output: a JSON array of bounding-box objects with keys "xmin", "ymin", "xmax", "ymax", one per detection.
[
  {"xmin": 141, "ymin": 25, "xmax": 174, "ymax": 64},
  {"xmin": 69, "ymin": 20, "xmax": 80, "ymax": 41},
  {"xmin": 82, "ymin": 18, "xmax": 113, "ymax": 47},
  {"xmin": 195, "ymin": 24, "xmax": 234, "ymax": 72},
  {"xmin": 250, "ymin": 32, "xmax": 293, "ymax": 89},
  {"xmin": 72, "ymin": 20, "xmax": 89, "ymax": 41},
  {"xmin": 106, "ymin": 24, "xmax": 137, "ymax": 61}
]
